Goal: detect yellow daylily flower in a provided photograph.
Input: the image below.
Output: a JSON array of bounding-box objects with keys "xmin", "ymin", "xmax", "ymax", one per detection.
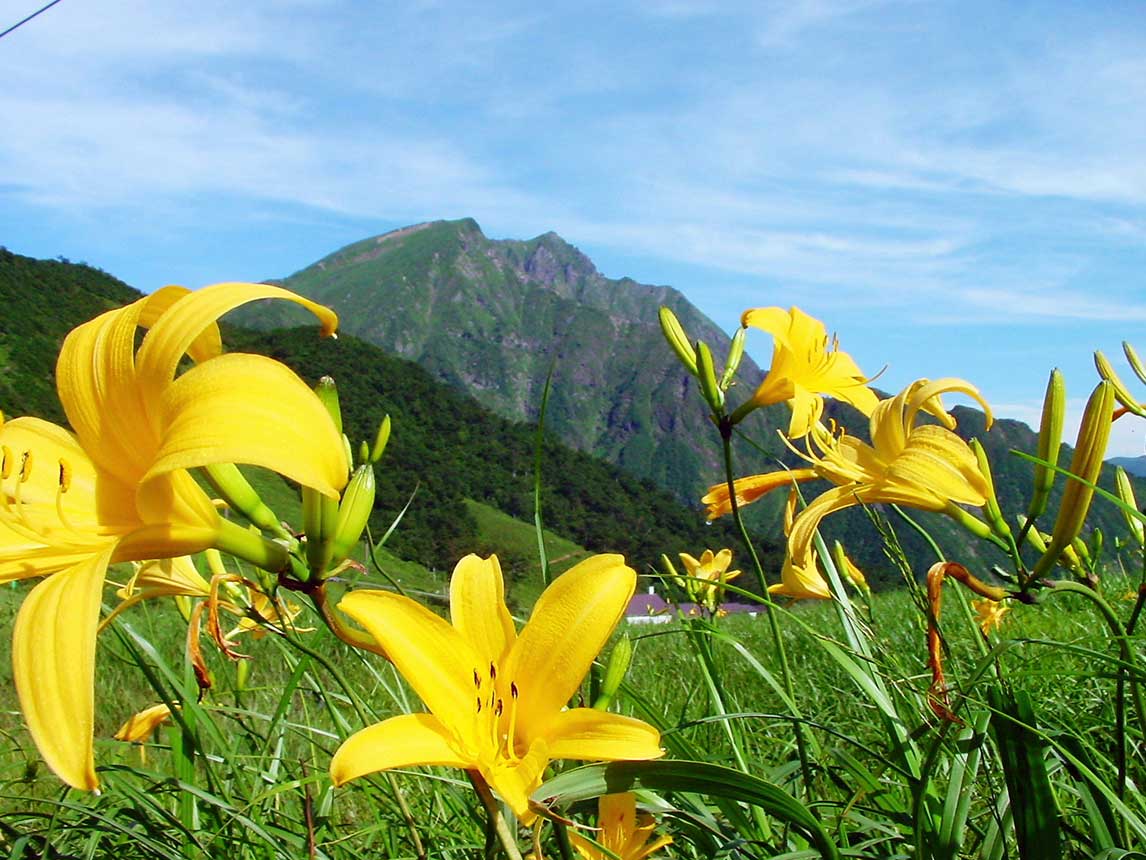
[
  {"xmin": 712, "ymin": 379, "xmax": 992, "ymax": 601},
  {"xmin": 972, "ymin": 598, "xmax": 1011, "ymax": 635},
  {"xmin": 1, "ymin": 282, "xmax": 348, "ymax": 790},
  {"xmin": 569, "ymin": 793, "xmax": 673, "ymax": 860},
  {"xmin": 330, "ymin": 554, "xmax": 664, "ymax": 821},
  {"xmin": 737, "ymin": 306, "xmax": 880, "ymax": 436},
  {"xmin": 678, "ymin": 548, "xmax": 740, "ymax": 611}
]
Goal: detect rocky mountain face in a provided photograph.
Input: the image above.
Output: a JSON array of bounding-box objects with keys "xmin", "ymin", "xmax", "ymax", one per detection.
[{"xmin": 244, "ymin": 218, "xmax": 781, "ymax": 503}]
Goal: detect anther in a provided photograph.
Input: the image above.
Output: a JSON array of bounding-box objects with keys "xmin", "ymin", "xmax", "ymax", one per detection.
[
  {"xmin": 495, "ymin": 699, "xmax": 503, "ymax": 718},
  {"xmin": 0, "ymin": 445, "xmax": 10, "ymax": 479},
  {"xmin": 510, "ymin": 682, "xmax": 519, "ymax": 699},
  {"xmin": 58, "ymin": 459, "xmax": 72, "ymax": 492},
  {"xmin": 473, "ymin": 668, "xmax": 481, "ymax": 688},
  {"xmin": 19, "ymin": 451, "xmax": 32, "ymax": 483},
  {"xmin": 476, "ymin": 696, "xmax": 482, "ymax": 713},
  {"xmin": 489, "ymin": 662, "xmax": 496, "ymax": 680}
]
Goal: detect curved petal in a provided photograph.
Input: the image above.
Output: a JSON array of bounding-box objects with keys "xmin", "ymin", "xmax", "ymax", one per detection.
[
  {"xmin": 135, "ymin": 286, "xmax": 219, "ymax": 363},
  {"xmin": 487, "ymin": 738, "xmax": 550, "ymax": 822},
  {"xmin": 786, "ymin": 484, "xmax": 865, "ymax": 579},
  {"xmin": 771, "ymin": 555, "xmax": 833, "ymax": 600},
  {"xmin": 56, "ymin": 297, "xmax": 159, "ymax": 485},
  {"xmin": 449, "ymin": 554, "xmax": 516, "ymax": 666},
  {"xmin": 12, "ymin": 548, "xmax": 111, "ymax": 790},
  {"xmin": 741, "ymin": 306, "xmax": 797, "ymax": 349},
  {"xmin": 145, "ymin": 353, "xmax": 348, "ymax": 498},
  {"xmin": 134, "ymin": 282, "xmax": 338, "ymax": 402},
  {"xmin": 338, "ymin": 589, "xmax": 479, "ymax": 745},
  {"xmin": 330, "ymin": 713, "xmax": 468, "ymax": 785},
  {"xmin": 507, "ymin": 555, "xmax": 634, "ymax": 737},
  {"xmin": 543, "ymin": 708, "xmax": 664, "ymax": 762},
  {"xmin": 701, "ymin": 468, "xmax": 817, "ymax": 520}
]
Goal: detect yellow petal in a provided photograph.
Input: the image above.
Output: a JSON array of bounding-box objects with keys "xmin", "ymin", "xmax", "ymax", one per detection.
[
  {"xmin": 136, "ymin": 286, "xmax": 219, "ymax": 363},
  {"xmin": 544, "ymin": 709, "xmax": 664, "ymax": 761},
  {"xmin": 115, "ymin": 703, "xmax": 175, "ymax": 743},
  {"xmin": 337, "ymin": 589, "xmax": 479, "ymax": 745},
  {"xmin": 145, "ymin": 353, "xmax": 348, "ymax": 498},
  {"xmin": 741, "ymin": 306, "xmax": 798, "ymax": 349},
  {"xmin": 449, "ymin": 554, "xmax": 516, "ymax": 666},
  {"xmin": 330, "ymin": 713, "xmax": 468, "ymax": 785},
  {"xmin": 701, "ymin": 468, "xmax": 818, "ymax": 520},
  {"xmin": 134, "ymin": 282, "xmax": 338, "ymax": 402},
  {"xmin": 507, "ymin": 555, "xmax": 634, "ymax": 736},
  {"xmin": 56, "ymin": 297, "xmax": 158, "ymax": 485},
  {"xmin": 12, "ymin": 549, "xmax": 111, "ymax": 790}
]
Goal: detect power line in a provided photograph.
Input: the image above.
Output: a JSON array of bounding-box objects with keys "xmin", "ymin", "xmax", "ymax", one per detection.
[{"xmin": 0, "ymin": 0, "xmax": 65, "ymax": 41}]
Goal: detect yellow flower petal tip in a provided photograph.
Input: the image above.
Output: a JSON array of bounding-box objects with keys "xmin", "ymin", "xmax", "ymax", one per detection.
[{"xmin": 331, "ymin": 553, "xmax": 663, "ymax": 819}]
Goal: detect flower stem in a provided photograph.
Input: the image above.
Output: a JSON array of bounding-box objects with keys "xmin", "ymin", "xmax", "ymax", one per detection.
[
  {"xmin": 469, "ymin": 772, "xmax": 524, "ymax": 860},
  {"xmin": 719, "ymin": 418, "xmax": 815, "ymax": 793}
]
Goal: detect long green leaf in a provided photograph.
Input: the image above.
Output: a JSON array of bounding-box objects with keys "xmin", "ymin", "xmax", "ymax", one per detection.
[{"xmin": 531, "ymin": 759, "xmax": 841, "ymax": 860}]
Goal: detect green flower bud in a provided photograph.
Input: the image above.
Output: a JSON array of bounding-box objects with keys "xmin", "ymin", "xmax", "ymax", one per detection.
[
  {"xmin": 314, "ymin": 376, "xmax": 344, "ymax": 433},
  {"xmin": 720, "ymin": 326, "xmax": 746, "ymax": 391},
  {"xmin": 1095, "ymin": 350, "xmax": 1146, "ymax": 417},
  {"xmin": 302, "ymin": 486, "xmax": 340, "ymax": 579},
  {"xmin": 1115, "ymin": 466, "xmax": 1145, "ymax": 547},
  {"xmin": 203, "ymin": 462, "xmax": 290, "ymax": 541},
  {"xmin": 658, "ymin": 306, "xmax": 698, "ymax": 376},
  {"xmin": 593, "ymin": 632, "xmax": 633, "ymax": 711},
  {"xmin": 971, "ymin": 438, "xmax": 1010, "ymax": 540},
  {"xmin": 1032, "ymin": 380, "xmax": 1114, "ymax": 579},
  {"xmin": 695, "ymin": 340, "xmax": 725, "ymax": 413},
  {"xmin": 326, "ymin": 464, "xmax": 376, "ymax": 570},
  {"xmin": 1123, "ymin": 341, "xmax": 1146, "ymax": 386},
  {"xmin": 1027, "ymin": 368, "xmax": 1065, "ymax": 524},
  {"xmin": 370, "ymin": 414, "xmax": 392, "ymax": 464}
]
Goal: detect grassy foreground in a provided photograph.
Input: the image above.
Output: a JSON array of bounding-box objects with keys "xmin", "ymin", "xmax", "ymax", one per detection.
[{"xmin": 1, "ymin": 559, "xmax": 1142, "ymax": 858}]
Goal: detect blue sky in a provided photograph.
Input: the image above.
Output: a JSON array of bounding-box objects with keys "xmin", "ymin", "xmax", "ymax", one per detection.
[{"xmin": 2, "ymin": 0, "xmax": 1145, "ymax": 456}]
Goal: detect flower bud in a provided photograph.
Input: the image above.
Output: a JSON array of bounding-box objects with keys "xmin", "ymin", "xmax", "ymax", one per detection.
[
  {"xmin": 204, "ymin": 463, "xmax": 289, "ymax": 540},
  {"xmin": 370, "ymin": 414, "xmax": 392, "ymax": 464},
  {"xmin": 325, "ymin": 464, "xmax": 376, "ymax": 570},
  {"xmin": 314, "ymin": 376, "xmax": 343, "ymax": 433},
  {"xmin": 1095, "ymin": 350, "xmax": 1146, "ymax": 417},
  {"xmin": 1026, "ymin": 369, "xmax": 1064, "ymax": 524},
  {"xmin": 658, "ymin": 306, "xmax": 698, "ymax": 376},
  {"xmin": 719, "ymin": 326, "xmax": 746, "ymax": 391},
  {"xmin": 302, "ymin": 486, "xmax": 340, "ymax": 579},
  {"xmin": 1031, "ymin": 380, "xmax": 1114, "ymax": 578},
  {"xmin": 1123, "ymin": 341, "xmax": 1146, "ymax": 386},
  {"xmin": 593, "ymin": 632, "xmax": 633, "ymax": 711},
  {"xmin": 695, "ymin": 340, "xmax": 725, "ymax": 412},
  {"xmin": 1115, "ymin": 466, "xmax": 1145, "ymax": 547},
  {"xmin": 970, "ymin": 439, "xmax": 1010, "ymax": 540}
]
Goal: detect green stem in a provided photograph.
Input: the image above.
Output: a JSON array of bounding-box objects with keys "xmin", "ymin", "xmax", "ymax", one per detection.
[
  {"xmin": 469, "ymin": 772, "xmax": 523, "ymax": 860},
  {"xmin": 719, "ymin": 419, "xmax": 815, "ymax": 794},
  {"xmin": 212, "ymin": 517, "xmax": 290, "ymax": 572}
]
